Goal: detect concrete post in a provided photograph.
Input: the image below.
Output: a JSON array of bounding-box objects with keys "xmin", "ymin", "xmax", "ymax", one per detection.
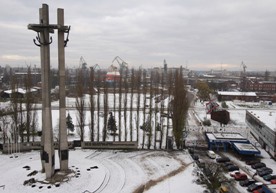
[
  {"xmin": 40, "ymin": 4, "xmax": 55, "ymax": 179},
  {"xmin": 58, "ymin": 8, "xmax": 69, "ymax": 171},
  {"xmin": 39, "ymin": 7, "xmax": 45, "ymax": 173}
]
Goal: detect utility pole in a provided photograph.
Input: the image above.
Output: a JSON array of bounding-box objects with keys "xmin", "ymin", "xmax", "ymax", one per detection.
[{"xmin": 28, "ymin": 4, "xmax": 70, "ymax": 179}]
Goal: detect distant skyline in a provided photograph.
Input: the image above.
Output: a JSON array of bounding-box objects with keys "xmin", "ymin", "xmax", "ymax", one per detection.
[{"xmin": 0, "ymin": 0, "xmax": 276, "ymax": 71}]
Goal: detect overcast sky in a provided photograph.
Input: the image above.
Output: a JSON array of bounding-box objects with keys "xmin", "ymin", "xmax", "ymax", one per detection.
[{"xmin": 0, "ymin": 0, "xmax": 276, "ymax": 71}]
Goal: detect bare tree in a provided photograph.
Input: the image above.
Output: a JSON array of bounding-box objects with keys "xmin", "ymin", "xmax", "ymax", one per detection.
[
  {"xmin": 136, "ymin": 69, "xmax": 142, "ymax": 143},
  {"xmin": 89, "ymin": 68, "xmax": 95, "ymax": 141},
  {"xmin": 75, "ymin": 69, "xmax": 86, "ymax": 142},
  {"xmin": 118, "ymin": 69, "xmax": 123, "ymax": 142},
  {"xmin": 166, "ymin": 71, "xmax": 173, "ymax": 149},
  {"xmin": 10, "ymin": 76, "xmax": 19, "ymax": 145},
  {"xmin": 172, "ymin": 67, "xmax": 189, "ymax": 149},
  {"xmin": 31, "ymin": 103, "xmax": 38, "ymax": 142},
  {"xmin": 103, "ymin": 79, "xmax": 108, "ymax": 141},
  {"xmin": 141, "ymin": 70, "xmax": 147, "ymax": 149},
  {"xmin": 96, "ymin": 70, "xmax": 101, "ymax": 141},
  {"xmin": 113, "ymin": 71, "xmax": 116, "ymax": 141},
  {"xmin": 153, "ymin": 71, "xmax": 160, "ymax": 149},
  {"xmin": 24, "ymin": 66, "xmax": 33, "ymax": 142},
  {"xmin": 123, "ymin": 69, "xmax": 128, "ymax": 141},
  {"xmin": 147, "ymin": 71, "xmax": 154, "ymax": 149},
  {"xmin": 129, "ymin": 68, "xmax": 135, "ymax": 141},
  {"xmin": 159, "ymin": 73, "xmax": 165, "ymax": 149}
]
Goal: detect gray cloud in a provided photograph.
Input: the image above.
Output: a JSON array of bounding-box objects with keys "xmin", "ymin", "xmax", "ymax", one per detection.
[{"xmin": 0, "ymin": 0, "xmax": 276, "ymax": 71}]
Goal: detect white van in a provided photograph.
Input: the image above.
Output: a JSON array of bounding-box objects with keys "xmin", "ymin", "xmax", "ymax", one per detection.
[{"xmin": 207, "ymin": 150, "xmax": 216, "ymax": 159}]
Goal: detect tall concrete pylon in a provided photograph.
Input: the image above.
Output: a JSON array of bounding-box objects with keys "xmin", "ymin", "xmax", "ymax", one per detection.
[
  {"xmin": 57, "ymin": 8, "xmax": 69, "ymax": 171},
  {"xmin": 28, "ymin": 4, "xmax": 55, "ymax": 179}
]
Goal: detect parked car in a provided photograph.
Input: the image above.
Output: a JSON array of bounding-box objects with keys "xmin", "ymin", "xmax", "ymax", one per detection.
[
  {"xmin": 256, "ymin": 167, "xmax": 271, "ymax": 173},
  {"xmin": 223, "ymin": 162, "xmax": 233, "ymax": 168},
  {"xmin": 230, "ymin": 171, "xmax": 241, "ymax": 177},
  {"xmin": 252, "ymin": 188, "xmax": 264, "ymax": 193},
  {"xmin": 271, "ymin": 179, "xmax": 276, "ymax": 184},
  {"xmin": 263, "ymin": 174, "xmax": 276, "ymax": 181},
  {"xmin": 233, "ymin": 172, "xmax": 247, "ymax": 181},
  {"xmin": 257, "ymin": 168, "xmax": 273, "ymax": 177},
  {"xmin": 188, "ymin": 148, "xmax": 194, "ymax": 154},
  {"xmin": 239, "ymin": 179, "xmax": 256, "ymax": 187},
  {"xmin": 246, "ymin": 160, "xmax": 260, "ymax": 165},
  {"xmin": 207, "ymin": 150, "xmax": 216, "ymax": 159},
  {"xmin": 216, "ymin": 157, "xmax": 230, "ymax": 163},
  {"xmin": 252, "ymin": 162, "xmax": 266, "ymax": 169},
  {"xmin": 227, "ymin": 164, "xmax": 239, "ymax": 172},
  {"xmin": 247, "ymin": 182, "xmax": 263, "ymax": 192},
  {"xmin": 191, "ymin": 154, "xmax": 199, "ymax": 161},
  {"xmin": 219, "ymin": 185, "xmax": 229, "ymax": 193}
]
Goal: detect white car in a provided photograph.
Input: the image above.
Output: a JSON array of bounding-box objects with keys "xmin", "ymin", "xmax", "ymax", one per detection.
[{"xmin": 207, "ymin": 150, "xmax": 216, "ymax": 159}]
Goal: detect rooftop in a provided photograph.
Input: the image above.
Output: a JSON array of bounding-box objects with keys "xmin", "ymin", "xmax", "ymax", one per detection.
[{"xmin": 247, "ymin": 110, "xmax": 276, "ymax": 131}]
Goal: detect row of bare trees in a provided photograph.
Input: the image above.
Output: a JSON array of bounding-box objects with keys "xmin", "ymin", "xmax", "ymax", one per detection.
[
  {"xmin": 74, "ymin": 66, "xmax": 189, "ymax": 149},
  {"xmin": 1, "ymin": 67, "xmax": 38, "ymax": 146},
  {"xmin": 0, "ymin": 66, "xmax": 188, "ymax": 150}
]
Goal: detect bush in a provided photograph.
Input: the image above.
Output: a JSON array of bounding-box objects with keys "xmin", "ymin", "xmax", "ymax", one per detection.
[{"xmin": 221, "ymin": 101, "xmax": 228, "ymax": 109}]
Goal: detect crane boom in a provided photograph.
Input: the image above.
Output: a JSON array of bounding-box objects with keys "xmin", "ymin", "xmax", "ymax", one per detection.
[{"xmin": 112, "ymin": 56, "xmax": 128, "ymax": 71}]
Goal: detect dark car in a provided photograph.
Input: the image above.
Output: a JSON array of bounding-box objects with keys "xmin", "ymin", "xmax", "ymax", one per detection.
[
  {"xmin": 223, "ymin": 162, "xmax": 233, "ymax": 167},
  {"xmin": 227, "ymin": 164, "xmax": 239, "ymax": 172},
  {"xmin": 247, "ymin": 182, "xmax": 263, "ymax": 192},
  {"xmin": 258, "ymin": 168, "xmax": 273, "ymax": 177},
  {"xmin": 191, "ymin": 154, "xmax": 199, "ymax": 161},
  {"xmin": 246, "ymin": 160, "xmax": 260, "ymax": 165},
  {"xmin": 216, "ymin": 157, "xmax": 230, "ymax": 163},
  {"xmin": 239, "ymin": 179, "xmax": 256, "ymax": 187},
  {"xmin": 263, "ymin": 174, "xmax": 276, "ymax": 181},
  {"xmin": 188, "ymin": 148, "xmax": 194, "ymax": 154},
  {"xmin": 256, "ymin": 167, "xmax": 272, "ymax": 173},
  {"xmin": 251, "ymin": 162, "xmax": 266, "ymax": 169}
]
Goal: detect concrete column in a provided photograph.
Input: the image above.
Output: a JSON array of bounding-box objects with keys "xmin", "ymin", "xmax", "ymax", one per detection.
[
  {"xmin": 41, "ymin": 4, "xmax": 55, "ymax": 179},
  {"xmin": 58, "ymin": 8, "xmax": 69, "ymax": 171},
  {"xmin": 39, "ymin": 7, "xmax": 45, "ymax": 173}
]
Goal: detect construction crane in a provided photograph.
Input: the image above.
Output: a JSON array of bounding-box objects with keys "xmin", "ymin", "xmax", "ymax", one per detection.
[{"xmin": 112, "ymin": 56, "xmax": 128, "ymax": 72}]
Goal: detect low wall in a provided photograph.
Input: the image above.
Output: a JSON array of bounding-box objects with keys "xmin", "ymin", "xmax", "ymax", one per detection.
[
  {"xmin": 2, "ymin": 141, "xmax": 74, "ymax": 154},
  {"xmin": 82, "ymin": 141, "xmax": 138, "ymax": 150}
]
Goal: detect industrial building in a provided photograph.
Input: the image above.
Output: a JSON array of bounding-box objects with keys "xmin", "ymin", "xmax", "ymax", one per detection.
[{"xmin": 245, "ymin": 110, "xmax": 276, "ymax": 159}]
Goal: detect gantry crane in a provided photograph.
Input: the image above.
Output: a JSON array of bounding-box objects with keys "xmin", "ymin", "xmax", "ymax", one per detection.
[{"xmin": 112, "ymin": 56, "xmax": 128, "ymax": 72}]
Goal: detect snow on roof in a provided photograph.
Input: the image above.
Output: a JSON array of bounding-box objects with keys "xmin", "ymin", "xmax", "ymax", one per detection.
[
  {"xmin": 206, "ymin": 132, "xmax": 248, "ymax": 142},
  {"xmin": 232, "ymin": 142, "xmax": 259, "ymax": 152},
  {"xmin": 217, "ymin": 91, "xmax": 256, "ymax": 96},
  {"xmin": 4, "ymin": 88, "xmax": 37, "ymax": 94},
  {"xmin": 247, "ymin": 110, "xmax": 276, "ymax": 131}
]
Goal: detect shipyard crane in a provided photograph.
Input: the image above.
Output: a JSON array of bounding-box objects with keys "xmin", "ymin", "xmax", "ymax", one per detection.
[
  {"xmin": 79, "ymin": 56, "xmax": 87, "ymax": 70},
  {"xmin": 241, "ymin": 61, "xmax": 247, "ymax": 74},
  {"xmin": 112, "ymin": 56, "xmax": 128, "ymax": 72},
  {"xmin": 79, "ymin": 56, "xmax": 101, "ymax": 71}
]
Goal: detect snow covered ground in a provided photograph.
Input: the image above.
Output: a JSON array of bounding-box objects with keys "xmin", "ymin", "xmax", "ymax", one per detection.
[
  {"xmin": 1, "ymin": 95, "xmax": 276, "ymax": 193},
  {"xmin": 0, "ymin": 149, "xmax": 206, "ymax": 193}
]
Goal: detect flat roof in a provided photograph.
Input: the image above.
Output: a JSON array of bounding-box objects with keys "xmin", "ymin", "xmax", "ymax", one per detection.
[
  {"xmin": 232, "ymin": 142, "xmax": 260, "ymax": 153},
  {"xmin": 206, "ymin": 132, "xmax": 248, "ymax": 142},
  {"xmin": 217, "ymin": 91, "xmax": 256, "ymax": 96},
  {"xmin": 247, "ymin": 110, "xmax": 276, "ymax": 131}
]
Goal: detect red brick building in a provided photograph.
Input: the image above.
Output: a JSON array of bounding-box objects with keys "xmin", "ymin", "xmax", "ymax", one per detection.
[{"xmin": 249, "ymin": 81, "xmax": 276, "ymax": 93}]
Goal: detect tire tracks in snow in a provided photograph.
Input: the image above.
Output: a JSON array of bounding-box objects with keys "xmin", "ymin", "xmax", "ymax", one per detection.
[
  {"xmin": 92, "ymin": 158, "xmax": 126, "ymax": 193},
  {"xmin": 133, "ymin": 160, "xmax": 191, "ymax": 193}
]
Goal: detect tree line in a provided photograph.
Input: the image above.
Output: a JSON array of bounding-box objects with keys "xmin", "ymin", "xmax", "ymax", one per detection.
[{"xmin": 1, "ymin": 66, "xmax": 189, "ymax": 150}]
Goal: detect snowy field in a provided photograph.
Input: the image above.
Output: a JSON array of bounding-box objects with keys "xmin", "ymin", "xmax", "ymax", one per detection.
[
  {"xmin": 1, "ymin": 95, "xmax": 276, "ymax": 193},
  {"xmin": 0, "ymin": 150, "xmax": 206, "ymax": 193}
]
